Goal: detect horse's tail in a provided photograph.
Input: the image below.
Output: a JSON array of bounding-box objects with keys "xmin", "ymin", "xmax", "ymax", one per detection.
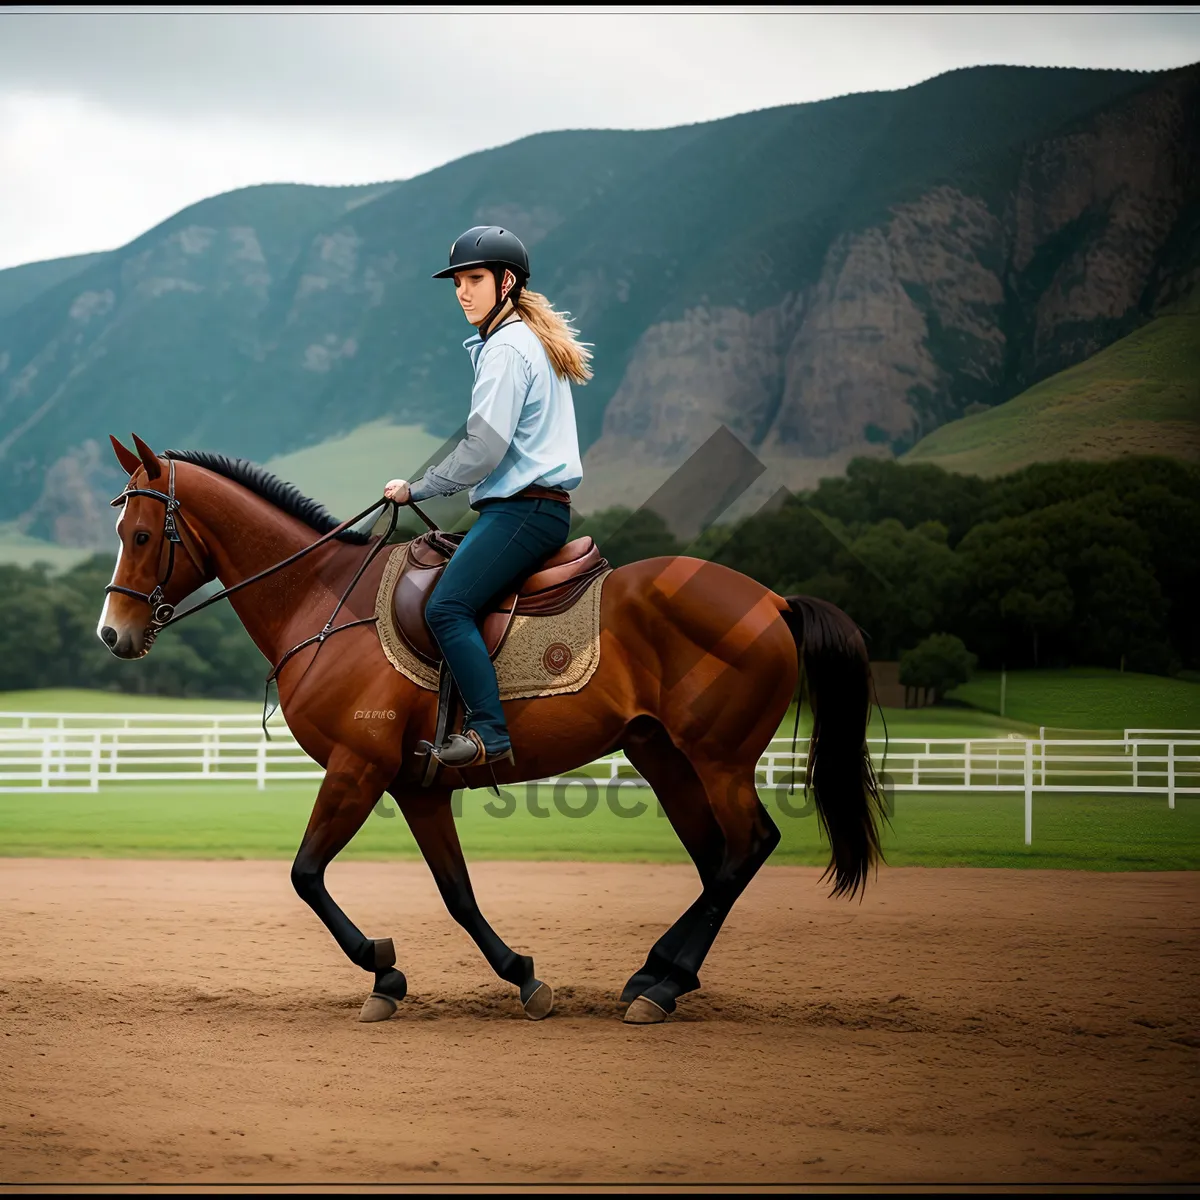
[{"xmin": 780, "ymin": 595, "xmax": 886, "ymax": 898}]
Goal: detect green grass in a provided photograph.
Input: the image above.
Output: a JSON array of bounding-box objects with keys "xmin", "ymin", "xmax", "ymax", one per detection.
[
  {"xmin": 0, "ymin": 674, "xmax": 1189, "ymax": 742},
  {"xmin": 0, "ymin": 677, "xmax": 1195, "ymax": 870},
  {"xmin": 0, "ymin": 688, "xmax": 1038, "ymax": 739},
  {"xmin": 0, "ymin": 781, "xmax": 1194, "ymax": 870},
  {"xmin": 0, "ymin": 688, "xmax": 259, "ymax": 714},
  {"xmin": 904, "ymin": 303, "xmax": 1200, "ymax": 476},
  {"xmin": 264, "ymin": 419, "xmax": 446, "ymax": 520},
  {"xmin": 946, "ymin": 667, "xmax": 1200, "ymax": 733},
  {"xmin": 0, "ymin": 528, "xmax": 96, "ymax": 570},
  {"xmin": 858, "ymin": 703, "xmax": 1037, "ymax": 739}
]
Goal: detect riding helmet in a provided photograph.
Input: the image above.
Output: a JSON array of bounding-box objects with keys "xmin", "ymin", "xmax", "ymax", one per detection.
[{"xmin": 432, "ymin": 226, "xmax": 530, "ymax": 281}]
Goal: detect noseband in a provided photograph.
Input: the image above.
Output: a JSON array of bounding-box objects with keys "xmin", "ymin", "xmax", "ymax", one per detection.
[{"xmin": 105, "ymin": 458, "xmax": 207, "ymax": 639}]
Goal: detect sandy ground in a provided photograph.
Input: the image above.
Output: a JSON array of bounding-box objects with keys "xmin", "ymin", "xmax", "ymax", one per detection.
[{"xmin": 0, "ymin": 859, "xmax": 1196, "ymax": 1187}]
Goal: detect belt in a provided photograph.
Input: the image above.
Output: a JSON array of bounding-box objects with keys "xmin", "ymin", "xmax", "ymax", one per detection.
[
  {"xmin": 517, "ymin": 484, "xmax": 571, "ymax": 504},
  {"xmin": 475, "ymin": 484, "xmax": 571, "ymax": 508}
]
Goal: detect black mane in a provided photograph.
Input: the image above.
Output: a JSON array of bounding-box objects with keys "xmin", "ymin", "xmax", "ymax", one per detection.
[{"xmin": 162, "ymin": 449, "xmax": 371, "ymax": 544}]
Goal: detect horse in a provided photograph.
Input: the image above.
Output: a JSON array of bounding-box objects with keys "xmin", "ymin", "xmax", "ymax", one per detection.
[{"xmin": 98, "ymin": 433, "xmax": 885, "ymax": 1025}]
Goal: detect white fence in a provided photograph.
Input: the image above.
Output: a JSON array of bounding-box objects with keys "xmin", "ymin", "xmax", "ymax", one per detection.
[{"xmin": 0, "ymin": 713, "xmax": 1196, "ymax": 847}]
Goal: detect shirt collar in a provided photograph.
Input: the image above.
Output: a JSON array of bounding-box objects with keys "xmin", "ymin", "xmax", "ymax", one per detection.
[{"xmin": 463, "ymin": 315, "xmax": 521, "ymax": 351}]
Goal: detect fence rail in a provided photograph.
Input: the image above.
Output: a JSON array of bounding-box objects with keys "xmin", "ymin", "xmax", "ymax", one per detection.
[{"xmin": 0, "ymin": 714, "xmax": 1195, "ymax": 846}]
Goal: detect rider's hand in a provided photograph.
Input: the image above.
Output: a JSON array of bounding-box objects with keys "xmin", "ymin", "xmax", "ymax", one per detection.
[{"xmin": 384, "ymin": 479, "xmax": 411, "ymax": 504}]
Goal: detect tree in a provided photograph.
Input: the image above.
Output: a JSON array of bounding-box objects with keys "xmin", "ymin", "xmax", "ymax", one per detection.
[
  {"xmin": 575, "ymin": 506, "xmax": 681, "ymax": 568},
  {"xmin": 821, "ymin": 518, "xmax": 961, "ymax": 660},
  {"xmin": 807, "ymin": 457, "xmax": 988, "ymax": 545},
  {"xmin": 998, "ymin": 567, "xmax": 1074, "ymax": 666},
  {"xmin": 899, "ymin": 634, "xmax": 977, "ymax": 704},
  {"xmin": 704, "ymin": 495, "xmax": 845, "ymax": 593}
]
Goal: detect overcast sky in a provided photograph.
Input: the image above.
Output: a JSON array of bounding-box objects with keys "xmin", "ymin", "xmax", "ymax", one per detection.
[{"xmin": 1, "ymin": 5, "xmax": 1198, "ymax": 271}]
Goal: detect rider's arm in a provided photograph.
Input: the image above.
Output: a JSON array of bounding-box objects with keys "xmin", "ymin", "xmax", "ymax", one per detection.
[{"xmin": 408, "ymin": 344, "xmax": 529, "ymax": 501}]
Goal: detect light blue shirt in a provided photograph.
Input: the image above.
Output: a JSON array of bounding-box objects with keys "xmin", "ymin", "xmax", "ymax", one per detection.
[{"xmin": 408, "ymin": 319, "xmax": 584, "ymax": 507}]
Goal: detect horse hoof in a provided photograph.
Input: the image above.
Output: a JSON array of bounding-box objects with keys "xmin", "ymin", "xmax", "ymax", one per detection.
[
  {"xmin": 624, "ymin": 995, "xmax": 669, "ymax": 1025},
  {"xmin": 522, "ymin": 981, "xmax": 554, "ymax": 1021},
  {"xmin": 358, "ymin": 992, "xmax": 400, "ymax": 1023}
]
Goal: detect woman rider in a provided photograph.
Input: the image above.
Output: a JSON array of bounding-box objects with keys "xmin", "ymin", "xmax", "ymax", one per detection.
[{"xmin": 384, "ymin": 226, "xmax": 592, "ymax": 769}]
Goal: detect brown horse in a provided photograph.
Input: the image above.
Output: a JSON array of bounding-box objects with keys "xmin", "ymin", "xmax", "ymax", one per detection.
[{"xmin": 98, "ymin": 434, "xmax": 884, "ymax": 1025}]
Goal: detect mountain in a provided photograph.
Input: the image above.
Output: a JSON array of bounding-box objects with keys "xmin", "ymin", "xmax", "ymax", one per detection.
[
  {"xmin": 0, "ymin": 62, "xmax": 1196, "ymax": 547},
  {"xmin": 0, "ymin": 252, "xmax": 109, "ymax": 321},
  {"xmin": 903, "ymin": 287, "xmax": 1200, "ymax": 475}
]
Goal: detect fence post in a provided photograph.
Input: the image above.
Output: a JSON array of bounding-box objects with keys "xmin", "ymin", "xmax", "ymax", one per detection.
[
  {"xmin": 1132, "ymin": 741, "xmax": 1139, "ymax": 790},
  {"xmin": 256, "ymin": 741, "xmax": 267, "ymax": 791},
  {"xmin": 1024, "ymin": 739, "xmax": 1033, "ymax": 847},
  {"xmin": 1168, "ymin": 742, "xmax": 1175, "ymax": 811},
  {"xmin": 964, "ymin": 740, "xmax": 971, "ymax": 789},
  {"xmin": 40, "ymin": 735, "xmax": 51, "ymax": 791},
  {"xmin": 610, "ymin": 755, "xmax": 619, "ymax": 781},
  {"xmin": 90, "ymin": 731, "xmax": 101, "ymax": 793}
]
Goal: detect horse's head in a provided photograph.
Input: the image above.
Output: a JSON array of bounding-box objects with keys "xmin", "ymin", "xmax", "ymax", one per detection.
[{"xmin": 98, "ymin": 434, "xmax": 213, "ymax": 659}]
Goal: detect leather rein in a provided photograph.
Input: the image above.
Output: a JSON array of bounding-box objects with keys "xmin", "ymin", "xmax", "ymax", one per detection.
[{"xmin": 107, "ymin": 460, "xmax": 440, "ymax": 731}]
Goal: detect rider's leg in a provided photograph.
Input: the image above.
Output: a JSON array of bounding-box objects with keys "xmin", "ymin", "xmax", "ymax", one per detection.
[{"xmin": 425, "ymin": 497, "xmax": 570, "ymax": 755}]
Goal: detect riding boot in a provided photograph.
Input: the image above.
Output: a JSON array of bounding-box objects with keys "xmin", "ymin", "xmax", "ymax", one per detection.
[{"xmin": 418, "ymin": 729, "xmax": 515, "ymax": 769}]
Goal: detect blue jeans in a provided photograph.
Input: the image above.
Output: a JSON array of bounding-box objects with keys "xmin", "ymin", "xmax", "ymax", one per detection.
[{"xmin": 424, "ymin": 498, "xmax": 572, "ymax": 753}]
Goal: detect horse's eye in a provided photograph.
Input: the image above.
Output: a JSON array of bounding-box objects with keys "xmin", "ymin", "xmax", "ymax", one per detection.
[{"xmin": 134, "ymin": 531, "xmax": 151, "ymax": 546}]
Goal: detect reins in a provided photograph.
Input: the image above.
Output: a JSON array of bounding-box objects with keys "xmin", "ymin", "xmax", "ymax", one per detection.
[{"xmin": 109, "ymin": 465, "xmax": 442, "ymax": 735}]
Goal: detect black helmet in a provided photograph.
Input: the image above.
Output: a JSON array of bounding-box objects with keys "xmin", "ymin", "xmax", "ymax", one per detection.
[{"xmin": 432, "ymin": 225, "xmax": 530, "ymax": 281}]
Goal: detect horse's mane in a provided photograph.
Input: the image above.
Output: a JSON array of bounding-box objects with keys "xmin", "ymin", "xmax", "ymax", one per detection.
[{"xmin": 162, "ymin": 449, "xmax": 371, "ymax": 544}]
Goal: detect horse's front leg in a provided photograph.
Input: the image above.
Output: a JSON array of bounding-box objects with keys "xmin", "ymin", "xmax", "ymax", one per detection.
[
  {"xmin": 290, "ymin": 747, "xmax": 408, "ymax": 1022},
  {"xmin": 392, "ymin": 785, "xmax": 554, "ymax": 1020}
]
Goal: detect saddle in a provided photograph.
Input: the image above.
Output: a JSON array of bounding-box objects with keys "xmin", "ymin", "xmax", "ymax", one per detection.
[{"xmin": 392, "ymin": 530, "xmax": 610, "ymax": 667}]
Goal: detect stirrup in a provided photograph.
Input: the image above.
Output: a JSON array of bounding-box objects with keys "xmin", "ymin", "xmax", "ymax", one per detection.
[{"xmin": 416, "ymin": 729, "xmax": 514, "ymax": 769}]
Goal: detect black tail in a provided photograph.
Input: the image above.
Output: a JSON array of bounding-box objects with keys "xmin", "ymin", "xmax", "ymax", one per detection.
[{"xmin": 781, "ymin": 595, "xmax": 886, "ymax": 899}]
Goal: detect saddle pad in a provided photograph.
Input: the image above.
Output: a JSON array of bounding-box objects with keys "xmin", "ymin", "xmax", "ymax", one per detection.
[{"xmin": 374, "ymin": 543, "xmax": 612, "ymax": 699}]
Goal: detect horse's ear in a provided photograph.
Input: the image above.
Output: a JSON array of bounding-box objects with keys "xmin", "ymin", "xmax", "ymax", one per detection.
[
  {"xmin": 109, "ymin": 435, "xmax": 142, "ymax": 476},
  {"xmin": 131, "ymin": 433, "xmax": 162, "ymax": 481}
]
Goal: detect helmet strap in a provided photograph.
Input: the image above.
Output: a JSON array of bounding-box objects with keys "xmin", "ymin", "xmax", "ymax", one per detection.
[{"xmin": 479, "ymin": 267, "xmax": 524, "ymax": 341}]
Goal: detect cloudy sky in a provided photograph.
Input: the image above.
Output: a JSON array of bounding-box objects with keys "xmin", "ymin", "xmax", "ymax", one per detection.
[{"xmin": 2, "ymin": 5, "xmax": 1198, "ymax": 271}]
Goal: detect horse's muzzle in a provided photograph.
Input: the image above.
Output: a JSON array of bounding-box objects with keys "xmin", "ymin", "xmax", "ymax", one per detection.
[{"xmin": 98, "ymin": 624, "xmax": 147, "ymax": 659}]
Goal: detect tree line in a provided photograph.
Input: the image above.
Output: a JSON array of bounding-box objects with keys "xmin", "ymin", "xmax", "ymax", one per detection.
[
  {"xmin": 0, "ymin": 454, "xmax": 1194, "ymax": 698},
  {"xmin": 579, "ymin": 455, "xmax": 1200, "ymax": 678}
]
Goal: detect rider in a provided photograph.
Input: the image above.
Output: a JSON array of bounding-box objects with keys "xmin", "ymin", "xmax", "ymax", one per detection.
[{"xmin": 384, "ymin": 226, "xmax": 591, "ymax": 769}]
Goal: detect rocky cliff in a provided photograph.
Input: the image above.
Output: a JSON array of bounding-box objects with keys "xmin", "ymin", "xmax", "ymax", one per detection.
[{"xmin": 583, "ymin": 66, "xmax": 1199, "ymax": 511}]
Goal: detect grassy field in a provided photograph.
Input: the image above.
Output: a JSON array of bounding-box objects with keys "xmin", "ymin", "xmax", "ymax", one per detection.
[
  {"xmin": 1, "ymin": 677, "xmax": 1196, "ymax": 870},
  {"xmin": 5, "ymin": 671, "xmax": 1190, "ymax": 735},
  {"xmin": 264, "ymin": 419, "xmax": 446, "ymax": 519},
  {"xmin": 0, "ymin": 688, "xmax": 262, "ymax": 715},
  {"xmin": 904, "ymin": 300, "xmax": 1200, "ymax": 476},
  {"xmin": 0, "ymin": 528, "xmax": 96, "ymax": 570},
  {"xmin": 0, "ymin": 781, "xmax": 1193, "ymax": 870},
  {"xmin": 946, "ymin": 667, "xmax": 1200, "ymax": 733}
]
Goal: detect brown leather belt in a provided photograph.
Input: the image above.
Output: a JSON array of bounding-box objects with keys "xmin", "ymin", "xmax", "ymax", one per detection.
[{"xmin": 476, "ymin": 484, "xmax": 571, "ymax": 508}]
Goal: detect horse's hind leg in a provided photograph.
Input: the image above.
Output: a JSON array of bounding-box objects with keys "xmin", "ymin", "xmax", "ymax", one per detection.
[
  {"xmin": 290, "ymin": 748, "xmax": 408, "ymax": 1022},
  {"xmin": 393, "ymin": 785, "xmax": 553, "ymax": 1020},
  {"xmin": 617, "ymin": 717, "xmax": 732, "ymax": 1003},
  {"xmin": 623, "ymin": 751, "xmax": 780, "ymax": 1024}
]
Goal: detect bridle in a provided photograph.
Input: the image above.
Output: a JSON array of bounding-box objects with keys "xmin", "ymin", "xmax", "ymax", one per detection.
[
  {"xmin": 105, "ymin": 457, "xmax": 438, "ymax": 730},
  {"xmin": 105, "ymin": 458, "xmax": 208, "ymax": 645}
]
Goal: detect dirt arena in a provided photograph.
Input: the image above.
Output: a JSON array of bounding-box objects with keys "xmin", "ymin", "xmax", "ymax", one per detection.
[{"xmin": 0, "ymin": 860, "xmax": 1196, "ymax": 1187}]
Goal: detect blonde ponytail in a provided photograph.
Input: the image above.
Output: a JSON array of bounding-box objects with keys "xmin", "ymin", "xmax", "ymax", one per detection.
[{"xmin": 513, "ymin": 289, "xmax": 593, "ymax": 385}]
